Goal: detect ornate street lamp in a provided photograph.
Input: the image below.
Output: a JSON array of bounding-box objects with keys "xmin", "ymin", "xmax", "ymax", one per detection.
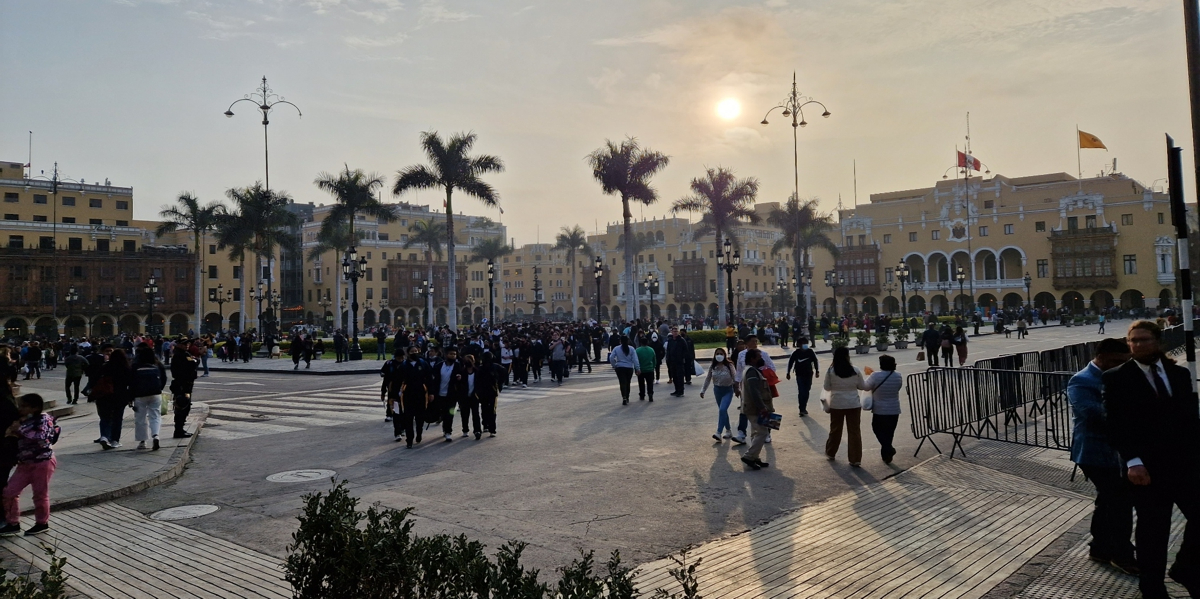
[
  {"xmin": 316, "ymin": 290, "xmax": 332, "ymax": 332},
  {"xmin": 64, "ymin": 285, "xmax": 79, "ymax": 338},
  {"xmin": 734, "ymin": 284, "xmax": 745, "ymax": 318},
  {"xmin": 825, "ymin": 272, "xmax": 844, "ymax": 318},
  {"xmin": 211, "ymin": 283, "xmax": 232, "ymax": 333},
  {"xmin": 896, "ymin": 261, "xmax": 910, "ymax": 321},
  {"xmin": 1023, "ymin": 272, "xmax": 1033, "ymax": 307},
  {"xmin": 143, "ymin": 277, "xmax": 159, "ymax": 336},
  {"xmin": 643, "ymin": 273, "xmax": 659, "ymax": 321},
  {"xmin": 342, "ymin": 246, "xmax": 367, "ymax": 360},
  {"xmin": 465, "ymin": 295, "xmax": 474, "ymax": 325},
  {"xmin": 419, "ymin": 279, "xmax": 433, "ymax": 328},
  {"xmin": 594, "ymin": 256, "xmax": 604, "ymax": 323},
  {"xmin": 269, "ymin": 290, "xmax": 282, "ymax": 332},
  {"xmin": 760, "ymin": 73, "xmax": 832, "ymax": 203},
  {"xmin": 486, "ymin": 261, "xmax": 495, "ymax": 324},
  {"xmin": 716, "ymin": 238, "xmax": 740, "ymax": 324},
  {"xmin": 956, "ymin": 266, "xmax": 968, "ymax": 313}
]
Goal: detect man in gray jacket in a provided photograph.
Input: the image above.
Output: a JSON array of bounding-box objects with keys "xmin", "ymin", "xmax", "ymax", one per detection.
[{"xmin": 740, "ymin": 349, "xmax": 773, "ymax": 470}]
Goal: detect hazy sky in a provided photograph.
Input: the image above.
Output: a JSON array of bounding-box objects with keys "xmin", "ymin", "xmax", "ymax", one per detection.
[{"xmin": 1, "ymin": 0, "xmax": 1193, "ymax": 245}]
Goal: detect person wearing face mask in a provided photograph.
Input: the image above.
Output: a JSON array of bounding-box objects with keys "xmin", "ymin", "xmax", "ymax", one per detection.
[
  {"xmin": 786, "ymin": 336, "xmax": 820, "ymax": 417},
  {"xmin": 700, "ymin": 348, "xmax": 737, "ymax": 441},
  {"xmin": 387, "ymin": 347, "xmax": 431, "ymax": 447}
]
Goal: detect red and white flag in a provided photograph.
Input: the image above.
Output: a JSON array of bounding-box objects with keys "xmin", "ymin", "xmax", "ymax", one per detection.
[{"xmin": 957, "ymin": 150, "xmax": 981, "ymax": 171}]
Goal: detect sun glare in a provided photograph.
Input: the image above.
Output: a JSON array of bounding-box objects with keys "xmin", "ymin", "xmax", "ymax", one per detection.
[{"xmin": 717, "ymin": 98, "xmax": 741, "ymax": 120}]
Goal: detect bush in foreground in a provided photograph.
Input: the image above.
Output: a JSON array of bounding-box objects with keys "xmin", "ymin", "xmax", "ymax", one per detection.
[{"xmin": 286, "ymin": 481, "xmax": 700, "ymax": 598}]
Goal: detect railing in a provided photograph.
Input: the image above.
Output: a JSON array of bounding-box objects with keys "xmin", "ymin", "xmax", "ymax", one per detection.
[
  {"xmin": 1049, "ymin": 223, "xmax": 1117, "ymax": 237},
  {"xmin": 0, "ymin": 178, "xmax": 133, "ymax": 196},
  {"xmin": 907, "ymin": 367, "xmax": 1073, "ymax": 458}
]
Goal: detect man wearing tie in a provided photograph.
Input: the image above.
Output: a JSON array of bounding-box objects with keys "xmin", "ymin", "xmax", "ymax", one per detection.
[{"xmin": 1104, "ymin": 320, "xmax": 1200, "ymax": 598}]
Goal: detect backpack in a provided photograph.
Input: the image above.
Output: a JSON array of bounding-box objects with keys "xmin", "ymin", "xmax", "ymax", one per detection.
[
  {"xmin": 130, "ymin": 364, "xmax": 163, "ymax": 398},
  {"xmin": 93, "ymin": 374, "xmax": 115, "ymax": 397}
]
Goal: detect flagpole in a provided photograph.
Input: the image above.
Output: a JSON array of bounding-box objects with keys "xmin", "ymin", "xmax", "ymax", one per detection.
[{"xmin": 1076, "ymin": 125, "xmax": 1083, "ymax": 192}]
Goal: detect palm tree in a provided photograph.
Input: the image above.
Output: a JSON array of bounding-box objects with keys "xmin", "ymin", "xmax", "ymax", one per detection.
[
  {"xmin": 217, "ymin": 183, "xmax": 300, "ymax": 333},
  {"xmin": 469, "ymin": 236, "xmax": 513, "ymax": 322},
  {"xmin": 156, "ymin": 192, "xmax": 224, "ymax": 334},
  {"xmin": 768, "ymin": 194, "xmax": 838, "ymax": 323},
  {"xmin": 672, "ymin": 167, "xmax": 760, "ymax": 326},
  {"xmin": 306, "ymin": 221, "xmax": 368, "ymax": 330},
  {"xmin": 403, "ymin": 218, "xmax": 448, "ymax": 327},
  {"xmin": 553, "ymin": 225, "xmax": 592, "ymax": 319},
  {"xmin": 393, "ymin": 131, "xmax": 504, "ymax": 330},
  {"xmin": 213, "ymin": 190, "xmax": 255, "ymax": 332},
  {"xmin": 586, "ymin": 138, "xmax": 670, "ymax": 322}
]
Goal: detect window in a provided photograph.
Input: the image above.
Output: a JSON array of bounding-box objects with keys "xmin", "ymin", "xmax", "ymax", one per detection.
[
  {"xmin": 885, "ymin": 267, "xmax": 893, "ymax": 283},
  {"xmin": 366, "ymin": 288, "xmax": 374, "ymax": 300},
  {"xmin": 883, "ymin": 234, "xmax": 891, "ymax": 244},
  {"xmin": 233, "ymin": 266, "xmax": 242, "ymax": 280},
  {"xmin": 614, "ymin": 284, "xmax": 620, "ymax": 296},
  {"xmin": 858, "ymin": 234, "xmax": 866, "ymax": 246},
  {"xmin": 1121, "ymin": 214, "xmax": 1133, "ymax": 226},
  {"xmin": 209, "ymin": 245, "xmax": 216, "ymax": 255},
  {"xmin": 1067, "ymin": 216, "xmax": 1078, "ymax": 230},
  {"xmin": 71, "ymin": 266, "xmax": 84, "ymax": 279},
  {"xmin": 845, "ymin": 236, "xmax": 853, "ymax": 246},
  {"xmin": 1035, "ymin": 221, "xmax": 1045, "ymax": 232},
  {"xmin": 261, "ymin": 266, "xmax": 270, "ymax": 280},
  {"xmin": 381, "ymin": 253, "xmax": 387, "ymax": 259},
  {"xmin": 208, "ymin": 265, "xmax": 218, "ymax": 279},
  {"xmin": 1037, "ymin": 259, "xmax": 1048, "ymax": 278},
  {"xmin": 3, "ymin": 214, "xmax": 16, "ymax": 221},
  {"xmin": 381, "ymin": 268, "xmax": 388, "ymax": 281},
  {"xmin": 648, "ymin": 255, "xmax": 655, "ymax": 263},
  {"xmin": 637, "ymin": 255, "xmax": 644, "ymax": 263},
  {"xmin": 116, "ymin": 201, "xmax": 129, "ymax": 210},
  {"xmin": 978, "ymin": 226, "xmax": 988, "ymax": 237},
  {"xmin": 61, "ymin": 217, "xmax": 75, "ymax": 224},
  {"xmin": 983, "ymin": 200, "xmax": 994, "ymax": 209},
  {"xmin": 88, "ymin": 198, "xmax": 102, "ymax": 208},
  {"xmin": 233, "ymin": 288, "xmax": 242, "ymax": 301},
  {"xmin": 123, "ymin": 240, "xmax": 136, "ymax": 252},
  {"xmin": 61, "ymin": 197, "xmax": 75, "ymax": 206},
  {"xmin": 1003, "ymin": 224, "xmax": 1014, "ymax": 235},
  {"xmin": 1159, "ymin": 212, "xmax": 1166, "ymax": 224},
  {"xmin": 931, "ymin": 230, "xmax": 940, "ymax": 240},
  {"xmin": 381, "ymin": 288, "xmax": 389, "ymax": 299},
  {"xmin": 1123, "ymin": 254, "xmax": 1137, "ymax": 275},
  {"xmin": 709, "ymin": 279, "xmax": 716, "ymax": 293},
  {"xmin": 1085, "ymin": 215, "xmax": 1097, "ymax": 229},
  {"xmin": 39, "ymin": 237, "xmax": 53, "ymax": 250},
  {"xmin": 175, "ymin": 267, "xmax": 187, "ymax": 280},
  {"xmin": 33, "ymin": 195, "xmax": 46, "ymax": 205},
  {"xmin": 908, "ymin": 232, "xmax": 918, "ymax": 242},
  {"xmin": 68, "ymin": 238, "xmax": 82, "ymax": 251},
  {"xmin": 96, "ymin": 239, "xmax": 110, "ymax": 252},
  {"xmin": 3, "ymin": 193, "xmax": 16, "ymax": 203},
  {"xmin": 115, "ymin": 220, "xmax": 128, "ymax": 227},
  {"xmin": 89, "ymin": 219, "xmax": 102, "ymax": 225},
  {"xmin": 365, "ymin": 268, "xmax": 373, "ymax": 282}
]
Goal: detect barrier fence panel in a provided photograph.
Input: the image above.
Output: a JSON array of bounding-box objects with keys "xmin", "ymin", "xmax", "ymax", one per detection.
[{"xmin": 907, "ymin": 367, "xmax": 1073, "ymax": 458}]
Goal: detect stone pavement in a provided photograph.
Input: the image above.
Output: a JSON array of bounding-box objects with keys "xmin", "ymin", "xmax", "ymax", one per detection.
[{"xmin": 208, "ymin": 354, "xmax": 382, "ymax": 375}]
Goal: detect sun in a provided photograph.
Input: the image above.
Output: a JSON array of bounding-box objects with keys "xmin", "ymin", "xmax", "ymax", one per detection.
[{"xmin": 716, "ymin": 98, "xmax": 741, "ymax": 120}]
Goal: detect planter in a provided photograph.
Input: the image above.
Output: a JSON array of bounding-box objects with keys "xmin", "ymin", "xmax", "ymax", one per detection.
[
  {"xmin": 876, "ymin": 342, "xmax": 889, "ymax": 351},
  {"xmin": 894, "ymin": 340, "xmax": 909, "ymax": 350},
  {"xmin": 855, "ymin": 345, "xmax": 870, "ymax": 354},
  {"xmin": 1064, "ymin": 321, "xmax": 1072, "ymax": 327}
]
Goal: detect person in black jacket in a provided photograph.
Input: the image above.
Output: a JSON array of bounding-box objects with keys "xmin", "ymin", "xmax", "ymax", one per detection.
[
  {"xmin": 429, "ymin": 347, "xmax": 466, "ymax": 443},
  {"xmin": 920, "ymin": 324, "xmax": 941, "ymax": 367},
  {"xmin": 451, "ymin": 355, "xmax": 483, "ymax": 440},
  {"xmin": 1103, "ymin": 320, "xmax": 1200, "ymax": 599},
  {"xmin": 786, "ymin": 336, "xmax": 820, "ymax": 416},
  {"xmin": 169, "ymin": 343, "xmax": 199, "ymax": 439},
  {"xmin": 0, "ymin": 346, "xmax": 20, "ymax": 511},
  {"xmin": 95, "ymin": 347, "xmax": 132, "ymax": 450},
  {"xmin": 681, "ymin": 331, "xmax": 696, "ymax": 385},
  {"xmin": 666, "ymin": 328, "xmax": 688, "ymax": 397},
  {"xmin": 476, "ymin": 353, "xmax": 503, "ymax": 437},
  {"xmin": 386, "ymin": 346, "xmax": 431, "ymax": 447}
]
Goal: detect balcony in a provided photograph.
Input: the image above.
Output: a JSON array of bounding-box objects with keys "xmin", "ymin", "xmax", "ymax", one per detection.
[
  {"xmin": 1049, "ymin": 223, "xmax": 1117, "ymax": 238},
  {"xmin": 0, "ymin": 178, "xmax": 134, "ymax": 197}
]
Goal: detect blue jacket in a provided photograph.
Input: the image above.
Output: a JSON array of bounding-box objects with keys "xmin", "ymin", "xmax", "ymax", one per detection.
[{"xmin": 1067, "ymin": 362, "xmax": 1120, "ymax": 467}]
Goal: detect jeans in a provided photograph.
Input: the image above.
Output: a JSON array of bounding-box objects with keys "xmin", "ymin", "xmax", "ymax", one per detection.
[
  {"xmin": 3, "ymin": 457, "xmax": 55, "ymax": 526},
  {"xmin": 98, "ymin": 402, "xmax": 127, "ymax": 442},
  {"xmin": 615, "ymin": 367, "xmax": 634, "ymax": 400},
  {"xmin": 636, "ymin": 370, "xmax": 655, "ymax": 400},
  {"xmin": 826, "ymin": 408, "xmax": 862, "ymax": 463},
  {"xmin": 65, "ymin": 376, "xmax": 81, "ymax": 403},
  {"xmin": 200, "ymin": 352, "xmax": 209, "ymax": 375},
  {"xmin": 133, "ymin": 395, "xmax": 162, "ymax": 442},
  {"xmin": 796, "ymin": 377, "xmax": 813, "ymax": 414},
  {"xmin": 713, "ymin": 385, "xmax": 734, "ymax": 435},
  {"xmin": 1077, "ymin": 464, "xmax": 1135, "ymax": 561},
  {"xmin": 871, "ymin": 414, "xmax": 900, "ymax": 461}
]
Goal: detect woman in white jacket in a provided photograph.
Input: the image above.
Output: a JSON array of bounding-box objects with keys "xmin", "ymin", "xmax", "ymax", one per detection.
[{"xmin": 822, "ymin": 346, "xmax": 868, "ymax": 466}]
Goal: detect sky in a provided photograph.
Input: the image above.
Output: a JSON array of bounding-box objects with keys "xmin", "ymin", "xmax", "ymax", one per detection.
[{"xmin": 0, "ymin": 0, "xmax": 1194, "ymax": 245}]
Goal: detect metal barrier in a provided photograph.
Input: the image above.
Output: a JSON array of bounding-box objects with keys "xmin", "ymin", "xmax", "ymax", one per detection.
[{"xmin": 908, "ymin": 367, "xmax": 1073, "ymax": 458}]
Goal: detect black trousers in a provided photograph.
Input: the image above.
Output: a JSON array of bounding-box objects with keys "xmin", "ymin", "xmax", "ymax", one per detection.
[
  {"xmin": 940, "ymin": 346, "xmax": 952, "ymax": 365},
  {"xmin": 173, "ymin": 394, "xmax": 192, "ymax": 433},
  {"xmin": 668, "ymin": 363, "xmax": 685, "ymax": 395},
  {"xmin": 436, "ymin": 395, "xmax": 454, "ymax": 436},
  {"xmin": 395, "ymin": 393, "xmax": 425, "ymax": 441},
  {"xmin": 576, "ymin": 353, "xmax": 591, "ymax": 373},
  {"xmin": 615, "ymin": 367, "xmax": 634, "ymax": 400},
  {"xmin": 480, "ymin": 396, "xmax": 497, "ymax": 434},
  {"xmin": 458, "ymin": 398, "xmax": 481, "ymax": 435},
  {"xmin": 871, "ymin": 414, "xmax": 899, "ymax": 460},
  {"xmin": 593, "ymin": 342, "xmax": 603, "ymax": 363},
  {"xmin": 925, "ymin": 345, "xmax": 939, "ymax": 366},
  {"xmin": 1132, "ymin": 466, "xmax": 1200, "ymax": 594},
  {"xmin": 65, "ymin": 376, "xmax": 81, "ymax": 403},
  {"xmin": 636, "ymin": 370, "xmax": 655, "ymax": 400},
  {"xmin": 1077, "ymin": 464, "xmax": 1135, "ymax": 561}
]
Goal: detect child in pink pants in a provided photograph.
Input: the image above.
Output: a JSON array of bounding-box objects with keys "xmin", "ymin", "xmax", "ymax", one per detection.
[{"xmin": 0, "ymin": 394, "xmax": 59, "ymax": 537}]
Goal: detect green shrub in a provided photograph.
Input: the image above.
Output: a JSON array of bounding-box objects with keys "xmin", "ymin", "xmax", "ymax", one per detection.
[
  {"xmin": 286, "ymin": 481, "xmax": 698, "ymax": 599},
  {"xmin": 683, "ymin": 330, "xmax": 726, "ymax": 343},
  {"xmin": 0, "ymin": 545, "xmax": 68, "ymax": 599}
]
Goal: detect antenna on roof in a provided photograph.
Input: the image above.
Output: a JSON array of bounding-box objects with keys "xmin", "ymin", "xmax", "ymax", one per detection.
[{"xmin": 853, "ymin": 160, "xmax": 858, "ymax": 208}]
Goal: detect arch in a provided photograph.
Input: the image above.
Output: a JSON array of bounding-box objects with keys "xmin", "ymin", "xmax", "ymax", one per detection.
[
  {"xmin": 930, "ymin": 295, "xmax": 949, "ymax": 314},
  {"xmin": 975, "ymin": 250, "xmax": 999, "ymax": 281},
  {"xmin": 680, "ymin": 303, "xmax": 691, "ymax": 316},
  {"xmin": 907, "ymin": 295, "xmax": 926, "ymax": 314},
  {"xmin": 1033, "ymin": 292, "xmax": 1056, "ymax": 310},
  {"xmin": 860, "ymin": 296, "xmax": 878, "ymax": 315},
  {"xmin": 363, "ymin": 310, "xmax": 376, "ymax": 327},
  {"xmin": 610, "ymin": 306, "xmax": 622, "ymax": 321},
  {"xmin": 881, "ymin": 296, "xmax": 899, "ymax": 314},
  {"xmin": 1090, "ymin": 290, "xmax": 1114, "ymax": 310},
  {"xmin": 666, "ymin": 304, "xmax": 677, "ymax": 320},
  {"xmin": 902, "ymin": 253, "xmax": 928, "ymax": 283},
  {"xmin": 577, "ymin": 307, "xmax": 587, "ymax": 321},
  {"xmin": 1120, "ymin": 289, "xmax": 1145, "ymax": 310},
  {"xmin": 1005, "ymin": 293, "xmax": 1027, "ymax": 309},
  {"xmin": 461, "ymin": 307, "xmax": 472, "ymax": 324},
  {"xmin": 379, "ymin": 309, "xmax": 391, "ymax": 326},
  {"xmin": 34, "ymin": 317, "xmax": 57, "ymax": 339},
  {"xmin": 341, "ymin": 310, "xmax": 350, "ymax": 330},
  {"xmin": 227, "ymin": 312, "xmax": 241, "ymax": 333},
  {"xmin": 952, "ymin": 294, "xmax": 972, "ymax": 313},
  {"xmin": 3, "ymin": 318, "xmax": 28, "ymax": 340},
  {"xmin": 927, "ymin": 253, "xmax": 950, "ymax": 282},
  {"xmin": 514, "ymin": 308, "xmax": 524, "ymax": 319},
  {"xmin": 998, "ymin": 248, "xmax": 1024, "ymax": 280},
  {"xmin": 408, "ymin": 308, "xmax": 422, "ymax": 325},
  {"xmin": 394, "ymin": 311, "xmax": 406, "ymax": 326},
  {"xmin": 203, "ymin": 312, "xmax": 223, "ymax": 334},
  {"xmin": 842, "ymin": 297, "xmax": 859, "ymax": 314},
  {"xmin": 977, "ymin": 293, "xmax": 998, "ymax": 313},
  {"xmin": 588, "ymin": 306, "xmax": 597, "ymax": 320},
  {"xmin": 118, "ymin": 314, "xmax": 141, "ymax": 335},
  {"xmin": 64, "ymin": 315, "xmax": 87, "ymax": 339},
  {"xmin": 695, "ymin": 303, "xmax": 705, "ymax": 318},
  {"xmin": 650, "ymin": 303, "xmax": 660, "ymax": 319},
  {"xmin": 708, "ymin": 303, "xmax": 719, "ymax": 319},
  {"xmin": 435, "ymin": 308, "xmax": 447, "ymax": 326},
  {"xmin": 823, "ymin": 298, "xmax": 837, "ymax": 314},
  {"xmin": 655, "ymin": 230, "xmax": 665, "ymax": 243},
  {"xmin": 168, "ymin": 314, "xmax": 188, "ymax": 336},
  {"xmin": 554, "ymin": 307, "xmax": 566, "ymax": 320},
  {"xmin": 92, "ymin": 315, "xmax": 114, "ymax": 338},
  {"xmin": 1061, "ymin": 291, "xmax": 1084, "ymax": 312},
  {"xmin": 639, "ymin": 304, "xmax": 649, "ymax": 319},
  {"xmin": 148, "ymin": 314, "xmax": 165, "ymax": 335},
  {"xmin": 1159, "ymin": 288, "xmax": 1173, "ymax": 309},
  {"xmin": 949, "ymin": 250, "xmax": 971, "ymax": 281}
]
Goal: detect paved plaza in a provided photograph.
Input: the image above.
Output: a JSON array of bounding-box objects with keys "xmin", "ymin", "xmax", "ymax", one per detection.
[{"xmin": 0, "ymin": 320, "xmax": 1187, "ymax": 597}]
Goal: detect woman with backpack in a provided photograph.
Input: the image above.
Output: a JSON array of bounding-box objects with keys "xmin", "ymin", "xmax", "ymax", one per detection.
[
  {"xmin": 96, "ymin": 347, "xmax": 132, "ymax": 450},
  {"xmin": 130, "ymin": 345, "xmax": 168, "ymax": 451},
  {"xmin": 864, "ymin": 355, "xmax": 904, "ymax": 464}
]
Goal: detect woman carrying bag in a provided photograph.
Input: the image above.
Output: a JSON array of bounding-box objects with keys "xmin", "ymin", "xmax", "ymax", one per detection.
[
  {"xmin": 821, "ymin": 346, "xmax": 868, "ymax": 467},
  {"xmin": 863, "ymin": 354, "xmax": 904, "ymax": 464}
]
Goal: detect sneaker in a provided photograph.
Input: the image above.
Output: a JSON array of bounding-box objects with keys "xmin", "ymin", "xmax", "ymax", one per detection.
[
  {"xmin": 722, "ymin": 432, "xmax": 731, "ymax": 439},
  {"xmin": 850, "ymin": 462, "xmax": 861, "ymax": 467},
  {"xmin": 732, "ymin": 436, "xmax": 747, "ymax": 446},
  {"xmin": 0, "ymin": 524, "xmax": 20, "ymax": 537},
  {"xmin": 152, "ymin": 437, "xmax": 160, "ymax": 451},
  {"xmin": 109, "ymin": 442, "xmax": 121, "ymax": 449},
  {"xmin": 754, "ymin": 459, "xmax": 770, "ymax": 468},
  {"xmin": 23, "ymin": 523, "xmax": 48, "ymax": 536},
  {"xmin": 733, "ymin": 432, "xmax": 747, "ymax": 443},
  {"xmin": 444, "ymin": 434, "xmax": 453, "ymax": 443},
  {"xmin": 94, "ymin": 437, "xmax": 105, "ymax": 444},
  {"xmin": 712, "ymin": 434, "xmax": 722, "ymax": 442},
  {"xmin": 475, "ymin": 431, "xmax": 482, "ymax": 440},
  {"xmin": 739, "ymin": 456, "xmax": 761, "ymax": 470},
  {"xmin": 137, "ymin": 441, "xmax": 147, "ymax": 450},
  {"xmin": 395, "ymin": 435, "xmax": 405, "ymax": 442},
  {"xmin": 462, "ymin": 432, "xmax": 469, "ymax": 438},
  {"xmin": 385, "ymin": 416, "xmax": 393, "ymax": 422},
  {"xmin": 522, "ymin": 384, "xmax": 527, "ymax": 389},
  {"xmin": 173, "ymin": 431, "xmax": 193, "ymax": 439}
]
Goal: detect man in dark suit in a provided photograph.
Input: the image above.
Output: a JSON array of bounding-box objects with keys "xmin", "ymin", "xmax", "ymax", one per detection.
[
  {"xmin": 1103, "ymin": 320, "xmax": 1200, "ymax": 598},
  {"xmin": 665, "ymin": 328, "xmax": 688, "ymax": 397}
]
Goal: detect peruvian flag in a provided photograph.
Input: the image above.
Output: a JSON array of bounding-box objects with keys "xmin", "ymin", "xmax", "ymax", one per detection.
[{"xmin": 957, "ymin": 150, "xmax": 981, "ymax": 172}]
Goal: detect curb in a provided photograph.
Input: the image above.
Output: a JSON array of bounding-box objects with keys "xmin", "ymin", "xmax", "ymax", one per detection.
[
  {"xmin": 38, "ymin": 404, "xmax": 210, "ymax": 514},
  {"xmin": 207, "ymin": 367, "xmax": 379, "ymax": 376}
]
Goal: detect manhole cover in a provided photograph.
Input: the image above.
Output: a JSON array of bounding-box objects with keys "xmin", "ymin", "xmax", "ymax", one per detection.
[
  {"xmin": 266, "ymin": 469, "xmax": 336, "ymax": 483},
  {"xmin": 150, "ymin": 505, "xmax": 220, "ymax": 521}
]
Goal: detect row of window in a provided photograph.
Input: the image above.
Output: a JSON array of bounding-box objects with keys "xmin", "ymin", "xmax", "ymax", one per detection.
[
  {"xmin": 2, "ymin": 215, "xmax": 128, "ymax": 226},
  {"xmin": 2, "ymin": 193, "xmax": 128, "ymax": 210},
  {"xmin": 865, "ymin": 213, "xmax": 1166, "ymax": 245},
  {"xmin": 6, "ymin": 236, "xmax": 137, "ymax": 252}
]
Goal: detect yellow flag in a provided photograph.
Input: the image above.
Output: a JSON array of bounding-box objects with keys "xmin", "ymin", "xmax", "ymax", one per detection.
[{"xmin": 1078, "ymin": 130, "xmax": 1107, "ymax": 150}]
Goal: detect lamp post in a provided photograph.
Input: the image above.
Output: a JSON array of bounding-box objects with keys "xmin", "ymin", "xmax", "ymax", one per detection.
[
  {"xmin": 896, "ymin": 261, "xmax": 910, "ymax": 321},
  {"xmin": 224, "ymin": 76, "xmax": 302, "ymax": 340},
  {"xmin": 419, "ymin": 279, "xmax": 433, "ymax": 328},
  {"xmin": 486, "ymin": 261, "xmax": 495, "ymax": 324},
  {"xmin": 643, "ymin": 273, "xmax": 659, "ymax": 321},
  {"xmin": 760, "ymin": 73, "xmax": 832, "ymax": 203},
  {"xmin": 936, "ymin": 281, "xmax": 952, "ymax": 314},
  {"xmin": 956, "ymin": 266, "xmax": 968, "ymax": 314},
  {"xmin": 529, "ymin": 266, "xmax": 546, "ymax": 321},
  {"xmin": 594, "ymin": 256, "xmax": 604, "ymax": 323},
  {"xmin": 715, "ymin": 238, "xmax": 740, "ymax": 325},
  {"xmin": 316, "ymin": 290, "xmax": 332, "ymax": 332},
  {"xmin": 825, "ymin": 272, "xmax": 844, "ymax": 318},
  {"xmin": 734, "ymin": 284, "xmax": 745, "ymax": 318},
  {"xmin": 270, "ymin": 291, "xmax": 282, "ymax": 332},
  {"xmin": 212, "ymin": 283, "xmax": 232, "ymax": 334},
  {"xmin": 1023, "ymin": 272, "xmax": 1032, "ymax": 308},
  {"xmin": 776, "ymin": 279, "xmax": 787, "ymax": 316},
  {"xmin": 465, "ymin": 295, "xmax": 474, "ymax": 325},
  {"xmin": 143, "ymin": 277, "xmax": 159, "ymax": 336},
  {"xmin": 253, "ymin": 282, "xmax": 267, "ymax": 332},
  {"xmin": 65, "ymin": 285, "xmax": 79, "ymax": 338},
  {"xmin": 342, "ymin": 247, "xmax": 367, "ymax": 359}
]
